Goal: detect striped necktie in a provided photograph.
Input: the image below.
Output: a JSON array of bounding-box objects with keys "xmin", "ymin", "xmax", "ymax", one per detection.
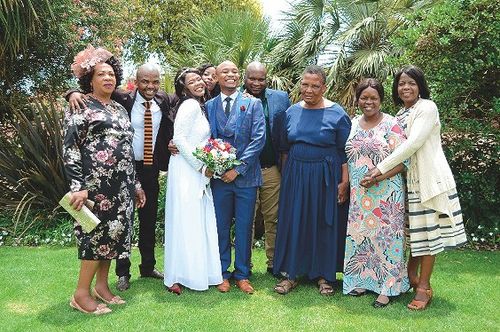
[{"xmin": 143, "ymin": 101, "xmax": 153, "ymax": 165}]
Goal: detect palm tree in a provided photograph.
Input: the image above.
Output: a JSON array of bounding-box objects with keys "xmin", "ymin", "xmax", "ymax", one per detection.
[
  {"xmin": 265, "ymin": 0, "xmax": 341, "ymax": 100},
  {"xmin": 269, "ymin": 0, "xmax": 438, "ymax": 109},
  {"xmin": 166, "ymin": 10, "xmax": 271, "ymax": 74},
  {"xmin": 326, "ymin": 0, "xmax": 438, "ymax": 110}
]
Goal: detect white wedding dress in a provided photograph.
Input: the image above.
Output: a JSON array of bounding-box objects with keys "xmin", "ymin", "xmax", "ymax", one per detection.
[{"xmin": 164, "ymin": 98, "xmax": 222, "ymax": 290}]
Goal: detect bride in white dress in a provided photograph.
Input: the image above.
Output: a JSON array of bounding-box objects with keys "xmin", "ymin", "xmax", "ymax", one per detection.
[{"xmin": 164, "ymin": 68, "xmax": 222, "ymax": 293}]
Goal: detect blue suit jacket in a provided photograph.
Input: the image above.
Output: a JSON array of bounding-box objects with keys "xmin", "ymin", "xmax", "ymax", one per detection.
[
  {"xmin": 264, "ymin": 88, "xmax": 291, "ymax": 166},
  {"xmin": 206, "ymin": 92, "xmax": 266, "ymax": 188}
]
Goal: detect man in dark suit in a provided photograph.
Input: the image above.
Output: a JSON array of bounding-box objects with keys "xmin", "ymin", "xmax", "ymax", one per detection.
[
  {"xmin": 243, "ymin": 62, "xmax": 291, "ymax": 274},
  {"xmin": 206, "ymin": 61, "xmax": 266, "ymax": 294},
  {"xmin": 67, "ymin": 64, "xmax": 177, "ymax": 291}
]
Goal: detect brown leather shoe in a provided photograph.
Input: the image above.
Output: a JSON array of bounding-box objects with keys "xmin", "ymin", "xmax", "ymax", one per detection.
[
  {"xmin": 217, "ymin": 279, "xmax": 231, "ymax": 293},
  {"xmin": 235, "ymin": 279, "xmax": 254, "ymax": 294}
]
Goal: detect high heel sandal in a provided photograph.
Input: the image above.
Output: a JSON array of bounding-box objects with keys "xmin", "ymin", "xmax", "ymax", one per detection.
[
  {"xmin": 92, "ymin": 288, "xmax": 126, "ymax": 305},
  {"xmin": 167, "ymin": 283, "xmax": 182, "ymax": 295},
  {"xmin": 407, "ymin": 287, "xmax": 433, "ymax": 310}
]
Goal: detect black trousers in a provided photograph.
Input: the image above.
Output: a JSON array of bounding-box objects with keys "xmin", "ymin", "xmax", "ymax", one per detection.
[{"xmin": 116, "ymin": 161, "xmax": 160, "ymax": 278}]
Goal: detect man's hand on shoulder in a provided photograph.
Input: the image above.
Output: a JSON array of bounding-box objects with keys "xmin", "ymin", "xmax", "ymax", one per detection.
[{"xmin": 68, "ymin": 92, "xmax": 88, "ymax": 113}]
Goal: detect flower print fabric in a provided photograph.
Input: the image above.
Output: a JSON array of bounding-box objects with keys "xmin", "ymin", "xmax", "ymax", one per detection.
[
  {"xmin": 63, "ymin": 96, "xmax": 135, "ymax": 260},
  {"xmin": 343, "ymin": 113, "xmax": 410, "ymax": 296}
]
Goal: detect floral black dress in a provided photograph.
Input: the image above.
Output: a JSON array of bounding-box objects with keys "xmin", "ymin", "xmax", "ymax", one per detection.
[{"xmin": 63, "ymin": 96, "xmax": 136, "ymax": 260}]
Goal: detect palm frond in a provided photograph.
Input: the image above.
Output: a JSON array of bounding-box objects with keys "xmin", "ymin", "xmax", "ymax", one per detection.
[{"xmin": 167, "ymin": 10, "xmax": 271, "ymax": 73}]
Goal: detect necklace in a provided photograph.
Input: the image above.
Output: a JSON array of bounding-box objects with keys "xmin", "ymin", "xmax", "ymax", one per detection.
[{"xmin": 90, "ymin": 93, "xmax": 112, "ymax": 106}]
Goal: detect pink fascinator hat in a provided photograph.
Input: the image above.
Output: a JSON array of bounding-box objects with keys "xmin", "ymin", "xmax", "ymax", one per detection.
[{"xmin": 71, "ymin": 45, "xmax": 113, "ymax": 78}]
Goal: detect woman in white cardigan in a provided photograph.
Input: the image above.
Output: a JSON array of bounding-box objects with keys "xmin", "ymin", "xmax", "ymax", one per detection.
[{"xmin": 362, "ymin": 66, "xmax": 467, "ymax": 310}]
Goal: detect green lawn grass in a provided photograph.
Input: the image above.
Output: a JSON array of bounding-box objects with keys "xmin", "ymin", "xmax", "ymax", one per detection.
[{"xmin": 0, "ymin": 247, "xmax": 498, "ymax": 331}]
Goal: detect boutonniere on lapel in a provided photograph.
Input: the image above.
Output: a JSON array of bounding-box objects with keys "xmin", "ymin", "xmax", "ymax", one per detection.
[{"xmin": 240, "ymin": 105, "xmax": 246, "ymax": 112}]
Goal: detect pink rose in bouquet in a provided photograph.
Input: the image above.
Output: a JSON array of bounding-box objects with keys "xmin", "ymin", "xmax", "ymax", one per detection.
[{"xmin": 193, "ymin": 138, "xmax": 242, "ymax": 177}]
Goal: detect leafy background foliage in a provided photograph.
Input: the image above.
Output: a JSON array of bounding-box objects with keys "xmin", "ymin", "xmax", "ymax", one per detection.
[
  {"xmin": 164, "ymin": 10, "xmax": 271, "ymax": 80},
  {"xmin": 125, "ymin": 0, "xmax": 262, "ymax": 64},
  {"xmin": 0, "ymin": 0, "xmax": 134, "ymax": 118},
  {"xmin": 391, "ymin": 0, "xmax": 500, "ymax": 131}
]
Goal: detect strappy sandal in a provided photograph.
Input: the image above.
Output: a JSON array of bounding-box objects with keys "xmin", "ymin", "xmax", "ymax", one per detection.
[
  {"xmin": 274, "ymin": 279, "xmax": 298, "ymax": 295},
  {"xmin": 92, "ymin": 288, "xmax": 126, "ymax": 305},
  {"xmin": 70, "ymin": 296, "xmax": 112, "ymax": 315},
  {"xmin": 407, "ymin": 287, "xmax": 433, "ymax": 310},
  {"xmin": 318, "ymin": 279, "xmax": 334, "ymax": 296}
]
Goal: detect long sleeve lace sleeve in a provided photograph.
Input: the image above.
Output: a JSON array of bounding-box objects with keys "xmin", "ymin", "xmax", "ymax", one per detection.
[{"xmin": 173, "ymin": 99, "xmax": 205, "ymax": 171}]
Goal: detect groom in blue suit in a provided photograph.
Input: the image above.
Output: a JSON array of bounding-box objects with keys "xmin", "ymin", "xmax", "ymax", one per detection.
[{"xmin": 206, "ymin": 61, "xmax": 266, "ymax": 294}]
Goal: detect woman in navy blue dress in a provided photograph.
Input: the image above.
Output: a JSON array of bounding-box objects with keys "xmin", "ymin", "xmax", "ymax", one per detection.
[{"xmin": 273, "ymin": 66, "xmax": 351, "ymax": 295}]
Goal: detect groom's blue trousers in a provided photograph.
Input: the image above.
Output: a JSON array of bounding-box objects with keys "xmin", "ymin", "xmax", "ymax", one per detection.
[{"xmin": 211, "ymin": 179, "xmax": 257, "ymax": 280}]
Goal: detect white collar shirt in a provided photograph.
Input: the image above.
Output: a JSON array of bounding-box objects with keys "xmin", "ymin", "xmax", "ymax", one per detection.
[
  {"xmin": 220, "ymin": 91, "xmax": 239, "ymax": 114},
  {"xmin": 130, "ymin": 92, "xmax": 162, "ymax": 161}
]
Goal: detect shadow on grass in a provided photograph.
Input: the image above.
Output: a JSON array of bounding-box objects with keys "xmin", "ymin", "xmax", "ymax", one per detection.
[{"xmin": 36, "ymin": 300, "xmax": 110, "ymax": 327}]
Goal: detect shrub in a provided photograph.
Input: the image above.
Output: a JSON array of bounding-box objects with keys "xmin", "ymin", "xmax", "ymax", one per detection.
[
  {"xmin": 442, "ymin": 132, "xmax": 499, "ymax": 232},
  {"xmin": 0, "ymin": 100, "xmax": 67, "ymax": 236},
  {"xmin": 391, "ymin": 0, "xmax": 500, "ymax": 132}
]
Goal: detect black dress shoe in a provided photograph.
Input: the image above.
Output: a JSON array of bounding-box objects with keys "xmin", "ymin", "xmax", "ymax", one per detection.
[
  {"xmin": 372, "ymin": 298, "xmax": 390, "ymax": 308},
  {"xmin": 116, "ymin": 276, "xmax": 130, "ymax": 291},
  {"xmin": 140, "ymin": 269, "xmax": 164, "ymax": 279}
]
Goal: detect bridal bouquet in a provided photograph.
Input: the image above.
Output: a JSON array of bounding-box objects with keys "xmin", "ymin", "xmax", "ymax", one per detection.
[{"xmin": 193, "ymin": 138, "xmax": 242, "ymax": 177}]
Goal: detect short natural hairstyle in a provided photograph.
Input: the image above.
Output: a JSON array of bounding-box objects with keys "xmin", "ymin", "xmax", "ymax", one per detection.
[
  {"xmin": 77, "ymin": 56, "xmax": 123, "ymax": 94},
  {"xmin": 174, "ymin": 67, "xmax": 202, "ymax": 99},
  {"xmin": 392, "ymin": 65, "xmax": 431, "ymax": 106},
  {"xmin": 355, "ymin": 78, "xmax": 384, "ymax": 103},
  {"xmin": 302, "ymin": 65, "xmax": 326, "ymax": 84}
]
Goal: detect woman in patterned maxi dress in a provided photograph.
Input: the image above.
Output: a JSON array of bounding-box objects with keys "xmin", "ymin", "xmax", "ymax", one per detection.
[{"xmin": 343, "ymin": 79, "xmax": 410, "ymax": 308}]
